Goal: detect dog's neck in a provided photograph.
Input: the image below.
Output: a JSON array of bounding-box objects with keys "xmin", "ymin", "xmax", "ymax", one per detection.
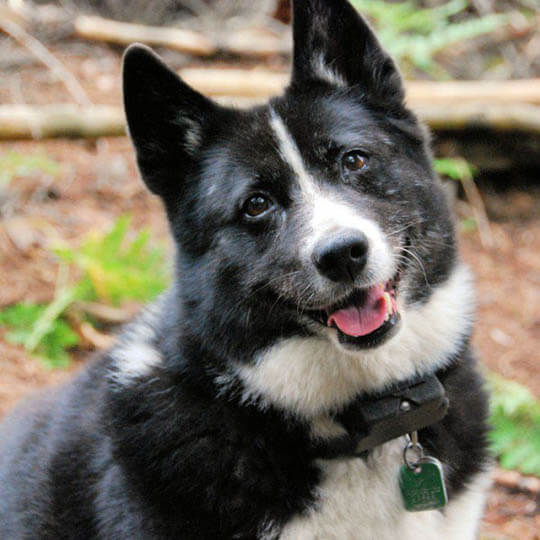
[{"xmin": 309, "ymin": 372, "xmax": 450, "ymax": 459}]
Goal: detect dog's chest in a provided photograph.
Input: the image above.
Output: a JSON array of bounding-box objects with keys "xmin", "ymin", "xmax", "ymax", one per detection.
[{"xmin": 277, "ymin": 439, "xmax": 447, "ymax": 540}]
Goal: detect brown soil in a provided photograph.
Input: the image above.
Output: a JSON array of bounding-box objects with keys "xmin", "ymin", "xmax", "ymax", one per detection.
[
  {"xmin": 0, "ymin": 39, "xmax": 538, "ymax": 539},
  {"xmin": 462, "ymin": 193, "xmax": 540, "ymax": 399}
]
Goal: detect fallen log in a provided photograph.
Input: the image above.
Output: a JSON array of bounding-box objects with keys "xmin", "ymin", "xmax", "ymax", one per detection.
[
  {"xmin": 72, "ymin": 16, "xmax": 289, "ymax": 58},
  {"xmin": 178, "ymin": 67, "xmax": 540, "ymax": 105},
  {"xmin": 179, "ymin": 68, "xmax": 288, "ymax": 97},
  {"xmin": 2, "ymin": 7, "xmax": 290, "ymax": 58},
  {"xmin": 220, "ymin": 27, "xmax": 290, "ymax": 57},
  {"xmin": 2, "ymin": 102, "xmax": 539, "ymax": 141},
  {"xmin": 0, "ymin": 104, "xmax": 125, "ymax": 139},
  {"xmin": 416, "ymin": 103, "xmax": 540, "ymax": 134},
  {"xmin": 408, "ymin": 79, "xmax": 540, "ymax": 106},
  {"xmin": 73, "ymin": 15, "xmax": 216, "ymax": 57}
]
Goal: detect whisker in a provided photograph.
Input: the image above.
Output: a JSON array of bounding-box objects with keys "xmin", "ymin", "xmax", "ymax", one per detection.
[
  {"xmin": 397, "ymin": 246, "xmax": 430, "ymax": 286},
  {"xmin": 386, "ymin": 219, "xmax": 425, "ymax": 238},
  {"xmin": 242, "ymin": 270, "xmax": 304, "ymax": 301}
]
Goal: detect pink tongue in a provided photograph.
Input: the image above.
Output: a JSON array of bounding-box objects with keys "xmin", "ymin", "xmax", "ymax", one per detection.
[{"xmin": 328, "ymin": 285, "xmax": 388, "ymax": 337}]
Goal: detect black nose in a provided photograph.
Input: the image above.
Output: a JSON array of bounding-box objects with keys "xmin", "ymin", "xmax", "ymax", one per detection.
[{"xmin": 312, "ymin": 230, "xmax": 369, "ymax": 283}]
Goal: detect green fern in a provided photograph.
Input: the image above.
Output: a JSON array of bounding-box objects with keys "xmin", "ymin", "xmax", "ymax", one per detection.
[
  {"xmin": 0, "ymin": 216, "xmax": 169, "ymax": 368},
  {"xmin": 0, "ymin": 301, "xmax": 78, "ymax": 369},
  {"xmin": 351, "ymin": 0, "xmax": 507, "ymax": 77},
  {"xmin": 55, "ymin": 215, "xmax": 169, "ymax": 305},
  {"xmin": 487, "ymin": 373, "xmax": 540, "ymax": 476}
]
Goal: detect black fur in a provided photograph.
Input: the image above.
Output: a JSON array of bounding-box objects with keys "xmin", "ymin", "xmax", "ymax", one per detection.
[
  {"xmin": 0, "ymin": 0, "xmax": 490, "ymax": 538},
  {"xmin": 0, "ymin": 322, "xmax": 489, "ymax": 538}
]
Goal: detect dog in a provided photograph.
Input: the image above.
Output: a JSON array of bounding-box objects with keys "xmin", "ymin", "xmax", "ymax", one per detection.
[{"xmin": 0, "ymin": 1, "xmax": 491, "ymax": 538}]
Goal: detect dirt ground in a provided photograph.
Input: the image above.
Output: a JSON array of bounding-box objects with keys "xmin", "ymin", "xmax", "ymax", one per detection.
[{"xmin": 0, "ymin": 40, "xmax": 539, "ymax": 538}]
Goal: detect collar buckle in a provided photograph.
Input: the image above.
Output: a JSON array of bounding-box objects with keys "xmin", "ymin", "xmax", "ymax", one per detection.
[{"xmin": 314, "ymin": 375, "xmax": 449, "ymax": 459}]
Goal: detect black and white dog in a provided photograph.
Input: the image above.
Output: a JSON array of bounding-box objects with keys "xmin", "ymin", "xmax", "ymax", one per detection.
[{"xmin": 0, "ymin": 1, "xmax": 491, "ymax": 538}]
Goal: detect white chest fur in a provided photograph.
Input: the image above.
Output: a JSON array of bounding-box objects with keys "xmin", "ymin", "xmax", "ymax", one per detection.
[
  {"xmin": 278, "ymin": 439, "xmax": 490, "ymax": 540},
  {"xmin": 234, "ymin": 265, "xmax": 475, "ymax": 419}
]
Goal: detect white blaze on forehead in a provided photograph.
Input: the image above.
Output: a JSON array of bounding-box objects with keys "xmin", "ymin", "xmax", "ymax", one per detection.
[
  {"xmin": 269, "ymin": 108, "xmax": 393, "ymax": 282},
  {"xmin": 269, "ymin": 109, "xmax": 317, "ymax": 199}
]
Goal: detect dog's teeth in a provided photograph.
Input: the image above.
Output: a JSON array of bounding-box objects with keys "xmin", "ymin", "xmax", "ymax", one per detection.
[{"xmin": 383, "ymin": 292, "xmax": 393, "ymax": 316}]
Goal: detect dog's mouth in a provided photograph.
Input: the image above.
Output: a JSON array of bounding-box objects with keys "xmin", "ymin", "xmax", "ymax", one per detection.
[
  {"xmin": 306, "ymin": 274, "xmax": 402, "ymax": 349},
  {"xmin": 330, "ymin": 277, "xmax": 397, "ymax": 328}
]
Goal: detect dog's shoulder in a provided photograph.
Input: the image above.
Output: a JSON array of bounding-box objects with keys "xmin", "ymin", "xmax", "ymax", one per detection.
[
  {"xmin": 0, "ymin": 353, "xmax": 110, "ymax": 536},
  {"xmin": 0, "ymin": 300, "xmax": 320, "ymax": 538}
]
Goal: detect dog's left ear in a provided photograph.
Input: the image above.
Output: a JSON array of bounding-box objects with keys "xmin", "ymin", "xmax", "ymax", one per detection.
[{"xmin": 290, "ymin": 0, "xmax": 405, "ymax": 110}]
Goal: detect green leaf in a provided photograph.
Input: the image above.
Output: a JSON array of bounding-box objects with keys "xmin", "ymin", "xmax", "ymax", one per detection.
[
  {"xmin": 39, "ymin": 319, "xmax": 79, "ymax": 369},
  {"xmin": 25, "ymin": 288, "xmax": 77, "ymax": 353},
  {"xmin": 60, "ymin": 215, "xmax": 169, "ymax": 305},
  {"xmin": 350, "ymin": 0, "xmax": 507, "ymax": 78},
  {"xmin": 434, "ymin": 157, "xmax": 476, "ymax": 181},
  {"xmin": 0, "ymin": 300, "xmax": 79, "ymax": 369},
  {"xmin": 487, "ymin": 372, "xmax": 540, "ymax": 476},
  {"xmin": 0, "ymin": 303, "xmax": 43, "ymax": 327},
  {"xmin": 1, "ymin": 216, "xmax": 168, "ymax": 369}
]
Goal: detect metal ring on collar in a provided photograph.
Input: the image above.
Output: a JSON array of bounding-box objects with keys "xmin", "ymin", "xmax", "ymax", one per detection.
[{"xmin": 403, "ymin": 440, "xmax": 424, "ymax": 470}]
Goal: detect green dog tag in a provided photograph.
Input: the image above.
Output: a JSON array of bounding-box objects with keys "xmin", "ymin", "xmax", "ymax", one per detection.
[{"xmin": 399, "ymin": 456, "xmax": 448, "ymax": 512}]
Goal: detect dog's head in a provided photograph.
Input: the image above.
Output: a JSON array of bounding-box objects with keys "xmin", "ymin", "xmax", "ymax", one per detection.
[{"xmin": 123, "ymin": 0, "xmax": 459, "ymax": 364}]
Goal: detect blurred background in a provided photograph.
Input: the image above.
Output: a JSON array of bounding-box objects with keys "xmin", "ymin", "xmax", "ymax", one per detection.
[{"xmin": 0, "ymin": 0, "xmax": 538, "ymax": 537}]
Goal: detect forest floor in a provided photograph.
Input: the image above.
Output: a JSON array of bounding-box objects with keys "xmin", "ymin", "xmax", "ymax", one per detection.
[{"xmin": 0, "ymin": 40, "xmax": 538, "ymax": 539}]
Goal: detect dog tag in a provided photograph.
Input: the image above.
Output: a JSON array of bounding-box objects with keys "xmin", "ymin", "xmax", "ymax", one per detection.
[{"xmin": 399, "ymin": 456, "xmax": 448, "ymax": 512}]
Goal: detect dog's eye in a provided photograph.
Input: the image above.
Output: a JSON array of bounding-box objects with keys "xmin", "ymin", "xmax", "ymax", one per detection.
[
  {"xmin": 342, "ymin": 151, "xmax": 368, "ymax": 172},
  {"xmin": 243, "ymin": 194, "xmax": 273, "ymax": 218}
]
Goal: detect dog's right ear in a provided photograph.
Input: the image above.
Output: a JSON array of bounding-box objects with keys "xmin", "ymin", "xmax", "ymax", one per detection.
[{"xmin": 123, "ymin": 44, "xmax": 216, "ymax": 195}]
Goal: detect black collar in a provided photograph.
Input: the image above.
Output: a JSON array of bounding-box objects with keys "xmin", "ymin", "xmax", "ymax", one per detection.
[{"xmin": 311, "ymin": 374, "xmax": 449, "ymax": 459}]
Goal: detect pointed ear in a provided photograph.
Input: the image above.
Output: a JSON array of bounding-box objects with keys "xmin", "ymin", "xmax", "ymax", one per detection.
[
  {"xmin": 123, "ymin": 44, "xmax": 216, "ymax": 195},
  {"xmin": 291, "ymin": 0, "xmax": 405, "ymax": 110}
]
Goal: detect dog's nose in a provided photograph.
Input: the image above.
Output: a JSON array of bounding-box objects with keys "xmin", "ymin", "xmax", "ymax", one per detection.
[{"xmin": 312, "ymin": 230, "xmax": 369, "ymax": 283}]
